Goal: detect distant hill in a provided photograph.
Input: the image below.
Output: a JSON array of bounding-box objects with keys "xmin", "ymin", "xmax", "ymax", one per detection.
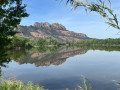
[{"xmin": 15, "ymin": 22, "xmax": 89, "ymax": 42}]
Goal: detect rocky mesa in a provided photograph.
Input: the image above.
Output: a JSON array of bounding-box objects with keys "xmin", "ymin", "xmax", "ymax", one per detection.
[{"xmin": 16, "ymin": 22, "xmax": 89, "ymax": 42}]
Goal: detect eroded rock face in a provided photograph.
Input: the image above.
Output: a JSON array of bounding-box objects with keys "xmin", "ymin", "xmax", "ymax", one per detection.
[
  {"xmin": 30, "ymin": 31, "xmax": 48, "ymax": 38},
  {"xmin": 34, "ymin": 22, "xmax": 51, "ymax": 29},
  {"xmin": 60, "ymin": 31, "xmax": 87, "ymax": 37},
  {"xmin": 34, "ymin": 22, "xmax": 66, "ymax": 30},
  {"xmin": 52, "ymin": 23, "xmax": 66, "ymax": 30},
  {"xmin": 16, "ymin": 22, "xmax": 89, "ymax": 41}
]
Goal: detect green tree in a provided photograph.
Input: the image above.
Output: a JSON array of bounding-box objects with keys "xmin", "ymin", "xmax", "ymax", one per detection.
[
  {"xmin": 66, "ymin": 0, "xmax": 120, "ymax": 31},
  {"xmin": 9, "ymin": 36, "xmax": 30, "ymax": 48},
  {"xmin": 0, "ymin": 0, "xmax": 29, "ymax": 74},
  {"xmin": 0, "ymin": 0, "xmax": 29, "ymax": 49}
]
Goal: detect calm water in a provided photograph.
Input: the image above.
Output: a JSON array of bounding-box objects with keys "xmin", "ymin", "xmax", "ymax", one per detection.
[{"xmin": 1, "ymin": 46, "xmax": 120, "ymax": 90}]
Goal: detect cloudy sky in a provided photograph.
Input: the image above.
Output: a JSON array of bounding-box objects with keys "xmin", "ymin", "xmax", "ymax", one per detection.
[{"xmin": 21, "ymin": 0, "xmax": 120, "ymax": 39}]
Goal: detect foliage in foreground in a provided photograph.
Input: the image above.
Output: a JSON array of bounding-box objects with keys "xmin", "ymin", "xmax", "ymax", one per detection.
[
  {"xmin": 0, "ymin": 79, "xmax": 45, "ymax": 90},
  {"xmin": 0, "ymin": 0, "xmax": 29, "ymax": 49},
  {"xmin": 66, "ymin": 0, "xmax": 120, "ymax": 32},
  {"xmin": 78, "ymin": 75, "xmax": 92, "ymax": 90}
]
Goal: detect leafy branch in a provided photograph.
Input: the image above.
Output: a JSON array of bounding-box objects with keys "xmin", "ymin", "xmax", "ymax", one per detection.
[{"xmin": 66, "ymin": 0, "xmax": 120, "ymax": 30}]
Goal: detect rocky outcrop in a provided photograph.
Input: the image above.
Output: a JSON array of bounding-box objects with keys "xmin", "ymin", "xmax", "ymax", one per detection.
[
  {"xmin": 51, "ymin": 23, "xmax": 66, "ymax": 30},
  {"xmin": 34, "ymin": 22, "xmax": 66, "ymax": 30},
  {"xmin": 16, "ymin": 22, "xmax": 89, "ymax": 42}
]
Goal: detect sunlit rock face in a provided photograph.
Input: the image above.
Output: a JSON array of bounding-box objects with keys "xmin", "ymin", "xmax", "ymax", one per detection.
[{"xmin": 16, "ymin": 22, "xmax": 89, "ymax": 42}]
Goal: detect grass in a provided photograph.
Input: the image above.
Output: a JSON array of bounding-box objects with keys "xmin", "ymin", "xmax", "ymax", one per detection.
[
  {"xmin": 77, "ymin": 75, "xmax": 92, "ymax": 90},
  {"xmin": 0, "ymin": 78, "xmax": 46, "ymax": 90}
]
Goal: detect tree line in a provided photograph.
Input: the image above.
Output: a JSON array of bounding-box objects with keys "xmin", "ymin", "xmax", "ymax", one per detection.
[
  {"xmin": 7, "ymin": 36, "xmax": 61, "ymax": 48},
  {"xmin": 6, "ymin": 36, "xmax": 120, "ymax": 48},
  {"xmin": 67, "ymin": 38, "xmax": 120, "ymax": 46}
]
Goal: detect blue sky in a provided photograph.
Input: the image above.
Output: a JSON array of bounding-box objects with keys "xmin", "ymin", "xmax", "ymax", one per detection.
[{"xmin": 20, "ymin": 0, "xmax": 120, "ymax": 39}]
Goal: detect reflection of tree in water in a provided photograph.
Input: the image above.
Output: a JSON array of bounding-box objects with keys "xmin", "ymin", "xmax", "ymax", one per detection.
[
  {"xmin": 4, "ymin": 45, "xmax": 120, "ymax": 68},
  {"xmin": 68, "ymin": 46, "xmax": 120, "ymax": 52},
  {"xmin": 6, "ymin": 48, "xmax": 30, "ymax": 61},
  {"xmin": 0, "ymin": 50, "xmax": 11, "ymax": 76},
  {"xmin": 6, "ymin": 46, "xmax": 60, "ymax": 61}
]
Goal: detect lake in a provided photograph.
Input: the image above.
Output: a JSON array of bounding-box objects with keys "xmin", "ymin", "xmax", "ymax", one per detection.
[{"xmin": 1, "ymin": 46, "xmax": 120, "ymax": 90}]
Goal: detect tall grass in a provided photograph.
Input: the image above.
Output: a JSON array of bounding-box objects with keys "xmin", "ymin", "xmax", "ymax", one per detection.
[
  {"xmin": 78, "ymin": 75, "xmax": 92, "ymax": 90},
  {"xmin": 66, "ymin": 75, "xmax": 92, "ymax": 90},
  {"xmin": 0, "ymin": 78, "xmax": 45, "ymax": 90}
]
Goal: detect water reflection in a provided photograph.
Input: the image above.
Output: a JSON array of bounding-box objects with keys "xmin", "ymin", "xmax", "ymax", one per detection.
[
  {"xmin": 6, "ymin": 47, "xmax": 87, "ymax": 67},
  {"xmin": 1, "ymin": 46, "xmax": 120, "ymax": 90},
  {"xmin": 68, "ymin": 45, "xmax": 120, "ymax": 51},
  {"xmin": 4, "ymin": 46, "xmax": 120, "ymax": 67},
  {"xmin": 0, "ymin": 51, "xmax": 11, "ymax": 67}
]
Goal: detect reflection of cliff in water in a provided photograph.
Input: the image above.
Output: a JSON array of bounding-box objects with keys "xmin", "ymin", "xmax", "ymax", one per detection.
[
  {"xmin": 5, "ymin": 46, "xmax": 120, "ymax": 67},
  {"xmin": 18, "ymin": 47, "xmax": 87, "ymax": 67}
]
